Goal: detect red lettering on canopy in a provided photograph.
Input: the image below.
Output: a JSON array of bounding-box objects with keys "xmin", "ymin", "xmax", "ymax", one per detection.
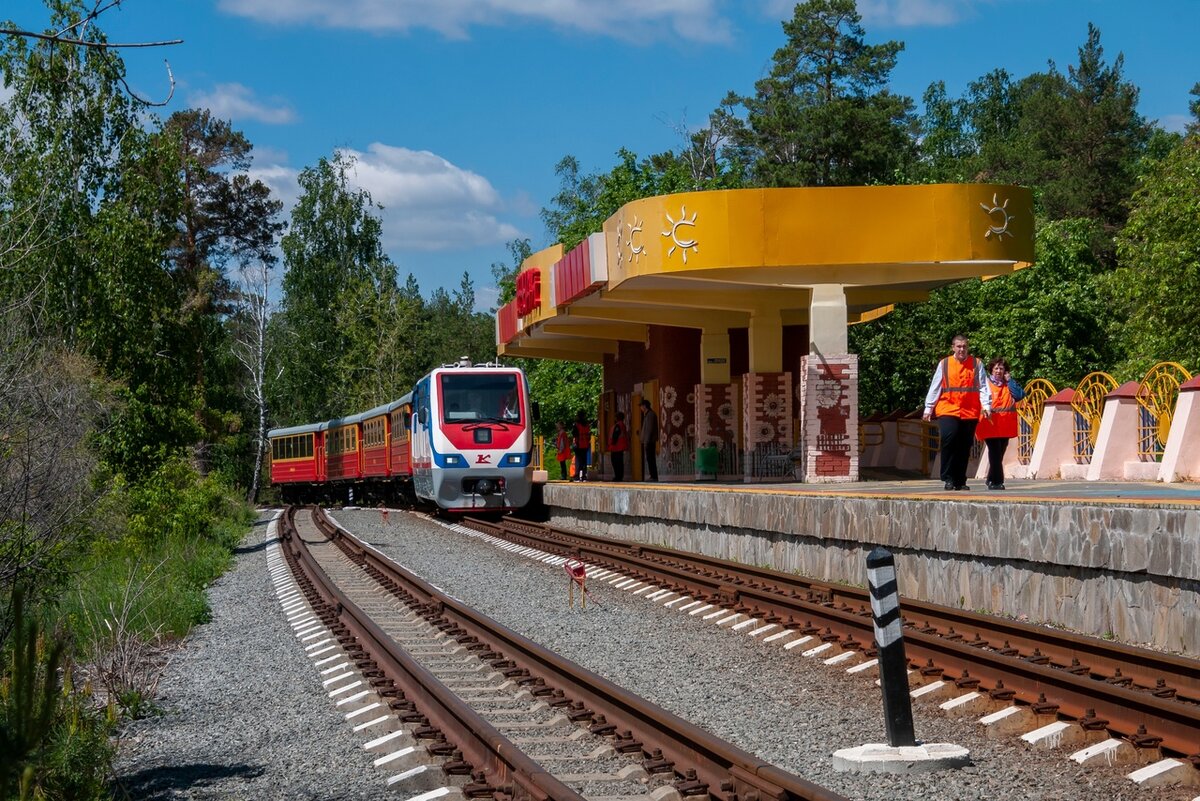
[{"xmin": 516, "ymin": 268, "xmax": 542, "ymax": 316}]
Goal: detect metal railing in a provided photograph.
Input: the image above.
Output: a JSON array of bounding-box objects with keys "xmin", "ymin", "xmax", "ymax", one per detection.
[
  {"xmin": 1017, "ymin": 378, "xmax": 1056, "ymax": 465},
  {"xmin": 897, "ymin": 418, "xmax": 939, "ymax": 475},
  {"xmin": 1071, "ymin": 372, "xmax": 1118, "ymax": 463},
  {"xmin": 1136, "ymin": 362, "xmax": 1192, "ymax": 462}
]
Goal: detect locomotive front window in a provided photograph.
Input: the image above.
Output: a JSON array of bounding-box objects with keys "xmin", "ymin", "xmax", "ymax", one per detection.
[{"xmin": 440, "ymin": 373, "xmax": 521, "ymax": 424}]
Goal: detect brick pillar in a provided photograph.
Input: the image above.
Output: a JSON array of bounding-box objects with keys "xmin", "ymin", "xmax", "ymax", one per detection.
[
  {"xmin": 798, "ymin": 355, "xmax": 858, "ymax": 482},
  {"xmin": 742, "ymin": 371, "xmax": 794, "ymax": 481}
]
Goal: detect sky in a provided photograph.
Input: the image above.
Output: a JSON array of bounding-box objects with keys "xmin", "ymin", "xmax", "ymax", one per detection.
[{"xmin": 7, "ymin": 0, "xmax": 1200, "ymax": 311}]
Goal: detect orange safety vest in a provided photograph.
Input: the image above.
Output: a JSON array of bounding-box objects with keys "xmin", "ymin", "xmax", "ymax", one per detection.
[
  {"xmin": 976, "ymin": 380, "xmax": 1018, "ymax": 440},
  {"xmin": 933, "ymin": 356, "xmax": 982, "ymax": 420},
  {"xmin": 554, "ymin": 430, "xmax": 570, "ymax": 461},
  {"xmin": 573, "ymin": 422, "xmax": 590, "ymax": 449},
  {"xmin": 610, "ymin": 420, "xmax": 629, "ymax": 452}
]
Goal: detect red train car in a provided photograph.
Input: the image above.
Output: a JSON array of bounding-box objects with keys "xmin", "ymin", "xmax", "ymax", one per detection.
[
  {"xmin": 388, "ymin": 394, "xmax": 414, "ymax": 486},
  {"xmin": 325, "ymin": 415, "xmax": 363, "ymax": 487},
  {"xmin": 267, "ymin": 423, "xmax": 325, "ymax": 502}
]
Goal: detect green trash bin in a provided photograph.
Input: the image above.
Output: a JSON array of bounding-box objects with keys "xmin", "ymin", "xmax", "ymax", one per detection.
[{"xmin": 695, "ymin": 445, "xmax": 719, "ymax": 479}]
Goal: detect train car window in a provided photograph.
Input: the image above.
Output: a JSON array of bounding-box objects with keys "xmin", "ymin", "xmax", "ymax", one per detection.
[{"xmin": 304, "ymin": 435, "xmax": 313, "ymax": 457}]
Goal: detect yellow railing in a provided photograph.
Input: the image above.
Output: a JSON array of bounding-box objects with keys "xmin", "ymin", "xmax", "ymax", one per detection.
[
  {"xmin": 1016, "ymin": 378, "xmax": 1056, "ymax": 465},
  {"xmin": 1071, "ymin": 372, "xmax": 1118, "ymax": 463},
  {"xmin": 859, "ymin": 421, "xmax": 885, "ymax": 455},
  {"xmin": 897, "ymin": 418, "xmax": 939, "ymax": 474},
  {"xmin": 1137, "ymin": 362, "xmax": 1193, "ymax": 462}
]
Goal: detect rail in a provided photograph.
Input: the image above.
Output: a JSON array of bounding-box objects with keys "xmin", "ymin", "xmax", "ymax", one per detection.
[
  {"xmin": 314, "ymin": 507, "xmax": 847, "ymax": 801},
  {"xmin": 483, "ymin": 516, "xmax": 1200, "ymax": 760},
  {"xmin": 281, "ymin": 506, "xmax": 586, "ymax": 801}
]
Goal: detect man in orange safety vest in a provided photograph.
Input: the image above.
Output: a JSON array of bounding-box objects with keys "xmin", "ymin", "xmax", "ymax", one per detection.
[{"xmin": 922, "ymin": 334, "xmax": 992, "ymax": 491}]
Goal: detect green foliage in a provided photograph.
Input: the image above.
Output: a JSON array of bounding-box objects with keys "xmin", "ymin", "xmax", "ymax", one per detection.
[
  {"xmin": 123, "ymin": 459, "xmax": 248, "ymax": 548},
  {"xmin": 526, "ymin": 360, "xmax": 602, "ymax": 438},
  {"xmin": 0, "ymin": 591, "xmax": 112, "ymax": 801},
  {"xmin": 0, "ymin": 592, "xmax": 63, "ymax": 798},
  {"xmin": 1109, "ymin": 135, "xmax": 1200, "ymax": 376},
  {"xmin": 851, "ymin": 218, "xmax": 1121, "ymax": 413},
  {"xmin": 971, "ymin": 218, "xmax": 1122, "ymax": 386},
  {"xmin": 724, "ymin": 0, "xmax": 916, "ymax": 187}
]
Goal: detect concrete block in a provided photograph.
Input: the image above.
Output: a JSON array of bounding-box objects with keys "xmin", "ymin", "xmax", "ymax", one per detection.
[
  {"xmin": 939, "ymin": 692, "xmax": 988, "ymax": 718},
  {"xmin": 832, "ymin": 742, "xmax": 971, "ymax": 774},
  {"xmin": 1127, "ymin": 759, "xmax": 1196, "ymax": 788},
  {"xmin": 1020, "ymin": 720, "xmax": 1086, "ymax": 749},
  {"xmin": 1069, "ymin": 738, "xmax": 1138, "ymax": 766}
]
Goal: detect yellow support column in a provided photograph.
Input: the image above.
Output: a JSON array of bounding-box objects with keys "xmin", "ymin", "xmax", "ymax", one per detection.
[
  {"xmin": 700, "ymin": 330, "xmax": 731, "ymax": 385},
  {"xmin": 748, "ymin": 311, "xmax": 782, "ymax": 374}
]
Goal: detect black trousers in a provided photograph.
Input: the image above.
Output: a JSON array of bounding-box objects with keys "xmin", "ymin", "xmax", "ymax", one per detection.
[
  {"xmin": 557, "ymin": 459, "xmax": 568, "ymax": 480},
  {"xmin": 643, "ymin": 443, "xmax": 658, "ymax": 481},
  {"xmin": 572, "ymin": 447, "xmax": 589, "ymax": 480},
  {"xmin": 984, "ymin": 437, "xmax": 1009, "ymax": 485},
  {"xmin": 611, "ymin": 450, "xmax": 625, "ymax": 481},
  {"xmin": 936, "ymin": 416, "xmax": 978, "ymax": 487}
]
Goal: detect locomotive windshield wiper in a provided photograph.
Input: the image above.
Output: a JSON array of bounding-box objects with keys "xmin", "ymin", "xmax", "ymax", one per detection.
[{"xmin": 464, "ymin": 418, "xmax": 511, "ymax": 428}]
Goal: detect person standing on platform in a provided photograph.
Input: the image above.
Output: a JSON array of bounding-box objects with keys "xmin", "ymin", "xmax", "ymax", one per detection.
[
  {"xmin": 922, "ymin": 334, "xmax": 992, "ymax": 490},
  {"xmin": 554, "ymin": 420, "xmax": 570, "ymax": 481},
  {"xmin": 610, "ymin": 411, "xmax": 629, "ymax": 481},
  {"xmin": 975, "ymin": 358, "xmax": 1025, "ymax": 490},
  {"xmin": 639, "ymin": 399, "xmax": 659, "ymax": 482},
  {"xmin": 572, "ymin": 411, "xmax": 591, "ymax": 482}
]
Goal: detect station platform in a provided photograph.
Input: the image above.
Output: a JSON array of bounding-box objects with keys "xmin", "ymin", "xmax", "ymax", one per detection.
[{"xmin": 541, "ymin": 477, "xmax": 1199, "ymax": 657}]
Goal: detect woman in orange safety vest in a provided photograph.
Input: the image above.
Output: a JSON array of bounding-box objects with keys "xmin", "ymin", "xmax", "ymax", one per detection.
[
  {"xmin": 975, "ymin": 357, "xmax": 1025, "ymax": 490},
  {"xmin": 922, "ymin": 334, "xmax": 992, "ymax": 491},
  {"xmin": 571, "ymin": 411, "xmax": 591, "ymax": 482},
  {"xmin": 609, "ymin": 411, "xmax": 629, "ymax": 482},
  {"xmin": 553, "ymin": 421, "xmax": 570, "ymax": 481}
]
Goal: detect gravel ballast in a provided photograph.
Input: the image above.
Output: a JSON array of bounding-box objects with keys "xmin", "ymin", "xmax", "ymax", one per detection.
[{"xmin": 112, "ymin": 508, "xmax": 1189, "ymax": 801}]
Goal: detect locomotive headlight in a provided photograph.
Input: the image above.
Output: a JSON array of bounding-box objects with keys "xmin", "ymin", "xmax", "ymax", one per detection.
[
  {"xmin": 443, "ymin": 454, "xmax": 464, "ymax": 466},
  {"xmin": 501, "ymin": 454, "xmax": 524, "ymax": 466}
]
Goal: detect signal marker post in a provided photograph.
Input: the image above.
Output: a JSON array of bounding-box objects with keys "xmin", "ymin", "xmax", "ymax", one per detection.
[
  {"xmin": 832, "ymin": 546, "xmax": 970, "ymax": 774},
  {"xmin": 867, "ymin": 547, "xmax": 915, "ymax": 747}
]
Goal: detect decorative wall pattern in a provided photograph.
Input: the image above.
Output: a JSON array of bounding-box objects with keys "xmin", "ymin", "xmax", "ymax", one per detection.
[
  {"xmin": 799, "ymin": 355, "xmax": 858, "ymax": 481},
  {"xmin": 695, "ymin": 382, "xmax": 739, "ymax": 453}
]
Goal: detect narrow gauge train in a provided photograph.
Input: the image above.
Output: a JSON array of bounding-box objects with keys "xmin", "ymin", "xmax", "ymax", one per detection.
[{"xmin": 268, "ymin": 359, "xmax": 536, "ymax": 512}]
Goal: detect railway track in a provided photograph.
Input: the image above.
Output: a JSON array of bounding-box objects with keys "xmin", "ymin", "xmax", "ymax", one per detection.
[
  {"xmin": 457, "ymin": 514, "xmax": 1200, "ymax": 783},
  {"xmin": 278, "ymin": 506, "xmax": 846, "ymax": 801}
]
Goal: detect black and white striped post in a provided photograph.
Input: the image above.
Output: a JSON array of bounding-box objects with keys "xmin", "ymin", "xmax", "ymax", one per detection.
[{"xmin": 867, "ymin": 546, "xmax": 916, "ymax": 747}]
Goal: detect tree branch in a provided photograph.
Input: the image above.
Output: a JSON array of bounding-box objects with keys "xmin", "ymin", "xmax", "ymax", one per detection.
[{"xmin": 0, "ymin": 28, "xmax": 182, "ymax": 48}]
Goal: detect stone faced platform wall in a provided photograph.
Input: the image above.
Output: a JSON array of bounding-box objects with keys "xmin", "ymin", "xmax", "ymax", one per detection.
[{"xmin": 544, "ymin": 485, "xmax": 1199, "ymax": 656}]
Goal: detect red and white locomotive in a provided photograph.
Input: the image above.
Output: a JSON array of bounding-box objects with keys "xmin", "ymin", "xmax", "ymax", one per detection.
[{"xmin": 268, "ymin": 359, "xmax": 536, "ymax": 512}]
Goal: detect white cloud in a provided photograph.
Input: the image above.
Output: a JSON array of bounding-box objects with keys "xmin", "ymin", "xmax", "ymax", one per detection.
[
  {"xmin": 338, "ymin": 143, "xmax": 522, "ymax": 251},
  {"xmin": 249, "ymin": 144, "xmax": 523, "ymax": 253},
  {"xmin": 857, "ymin": 0, "xmax": 970, "ymax": 27},
  {"xmin": 188, "ymin": 82, "xmax": 297, "ymax": 124},
  {"xmin": 1157, "ymin": 114, "xmax": 1192, "ymax": 134},
  {"xmin": 762, "ymin": 0, "xmax": 977, "ymax": 28},
  {"xmin": 218, "ymin": 0, "xmax": 731, "ymax": 43}
]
